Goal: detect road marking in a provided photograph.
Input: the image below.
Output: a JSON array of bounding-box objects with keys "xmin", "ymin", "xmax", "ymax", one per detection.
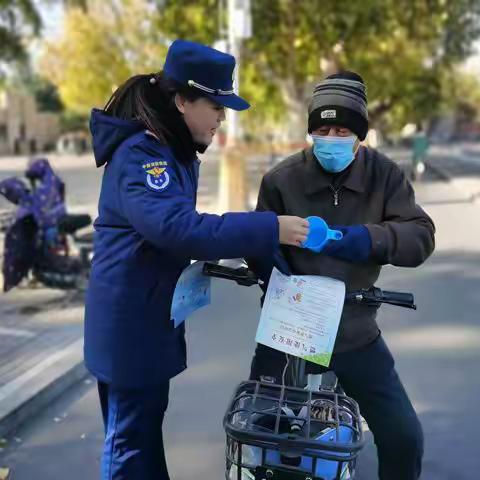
[
  {"xmin": 388, "ymin": 325, "xmax": 480, "ymax": 352},
  {"xmin": 0, "ymin": 327, "xmax": 34, "ymax": 338}
]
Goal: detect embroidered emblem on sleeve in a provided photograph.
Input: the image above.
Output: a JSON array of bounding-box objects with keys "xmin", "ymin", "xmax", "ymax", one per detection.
[{"xmin": 142, "ymin": 160, "xmax": 170, "ymax": 192}]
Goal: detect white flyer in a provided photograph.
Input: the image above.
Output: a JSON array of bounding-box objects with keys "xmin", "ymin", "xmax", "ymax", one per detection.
[{"xmin": 255, "ymin": 268, "xmax": 346, "ymax": 367}]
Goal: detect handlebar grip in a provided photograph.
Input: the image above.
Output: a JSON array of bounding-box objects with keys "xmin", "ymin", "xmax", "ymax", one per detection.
[
  {"xmin": 380, "ymin": 290, "xmax": 416, "ymax": 309},
  {"xmin": 346, "ymin": 288, "xmax": 416, "ymax": 309},
  {"xmin": 202, "ymin": 262, "xmax": 260, "ymax": 287},
  {"xmin": 202, "ymin": 263, "xmax": 233, "ymax": 279}
]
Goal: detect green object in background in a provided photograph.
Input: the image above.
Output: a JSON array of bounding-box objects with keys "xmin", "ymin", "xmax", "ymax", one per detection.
[{"xmin": 412, "ymin": 133, "xmax": 429, "ymax": 164}]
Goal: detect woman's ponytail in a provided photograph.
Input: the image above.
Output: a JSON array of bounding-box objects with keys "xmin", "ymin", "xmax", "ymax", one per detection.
[{"xmin": 103, "ymin": 71, "xmax": 205, "ymax": 163}]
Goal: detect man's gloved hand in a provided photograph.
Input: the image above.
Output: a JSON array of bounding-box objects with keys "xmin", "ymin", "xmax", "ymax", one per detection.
[{"xmin": 322, "ymin": 224, "xmax": 372, "ymax": 263}]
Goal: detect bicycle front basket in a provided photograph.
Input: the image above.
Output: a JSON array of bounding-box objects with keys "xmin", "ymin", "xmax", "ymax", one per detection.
[{"xmin": 224, "ymin": 381, "xmax": 365, "ymax": 480}]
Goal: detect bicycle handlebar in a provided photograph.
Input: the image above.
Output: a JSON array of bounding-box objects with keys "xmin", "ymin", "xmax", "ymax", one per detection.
[
  {"xmin": 345, "ymin": 287, "xmax": 416, "ymax": 310},
  {"xmin": 202, "ymin": 262, "xmax": 416, "ymax": 310},
  {"xmin": 202, "ymin": 262, "xmax": 262, "ymax": 287}
]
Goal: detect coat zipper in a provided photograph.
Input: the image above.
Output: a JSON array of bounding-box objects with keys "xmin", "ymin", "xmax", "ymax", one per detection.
[{"xmin": 329, "ymin": 185, "xmax": 341, "ymax": 206}]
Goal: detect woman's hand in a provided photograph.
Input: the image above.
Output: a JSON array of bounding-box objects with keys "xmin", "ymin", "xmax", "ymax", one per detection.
[{"xmin": 278, "ymin": 216, "xmax": 310, "ymax": 247}]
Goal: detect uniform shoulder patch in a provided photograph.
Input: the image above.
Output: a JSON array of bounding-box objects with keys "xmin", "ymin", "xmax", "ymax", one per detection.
[{"xmin": 142, "ymin": 159, "xmax": 171, "ymax": 192}]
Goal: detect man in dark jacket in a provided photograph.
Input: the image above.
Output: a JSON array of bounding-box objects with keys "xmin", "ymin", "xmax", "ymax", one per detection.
[{"xmin": 249, "ymin": 71, "xmax": 435, "ymax": 480}]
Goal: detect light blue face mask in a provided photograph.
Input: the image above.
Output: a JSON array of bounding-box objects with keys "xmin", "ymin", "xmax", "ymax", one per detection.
[{"xmin": 312, "ymin": 135, "xmax": 358, "ymax": 173}]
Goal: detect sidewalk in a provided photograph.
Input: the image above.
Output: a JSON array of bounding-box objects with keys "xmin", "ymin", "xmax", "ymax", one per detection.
[
  {"xmin": 0, "ymin": 287, "xmax": 86, "ymax": 440},
  {"xmin": 425, "ymin": 144, "xmax": 480, "ymax": 201}
]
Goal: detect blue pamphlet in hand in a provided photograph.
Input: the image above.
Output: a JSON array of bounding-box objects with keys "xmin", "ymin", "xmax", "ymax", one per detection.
[
  {"xmin": 302, "ymin": 216, "xmax": 343, "ymax": 253},
  {"xmin": 171, "ymin": 261, "xmax": 211, "ymax": 327}
]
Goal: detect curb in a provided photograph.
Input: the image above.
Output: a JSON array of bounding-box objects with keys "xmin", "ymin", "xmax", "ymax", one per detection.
[{"xmin": 0, "ymin": 338, "xmax": 87, "ymax": 439}]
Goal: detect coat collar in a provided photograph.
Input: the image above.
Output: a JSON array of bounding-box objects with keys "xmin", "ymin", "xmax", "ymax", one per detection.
[{"xmin": 303, "ymin": 145, "xmax": 367, "ymax": 195}]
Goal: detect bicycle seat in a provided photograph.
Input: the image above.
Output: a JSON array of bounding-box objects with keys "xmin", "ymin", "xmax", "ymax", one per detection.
[{"xmin": 58, "ymin": 214, "xmax": 92, "ymax": 235}]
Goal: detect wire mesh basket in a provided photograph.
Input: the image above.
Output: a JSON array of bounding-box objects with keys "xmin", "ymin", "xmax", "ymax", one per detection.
[{"xmin": 224, "ymin": 381, "xmax": 365, "ymax": 480}]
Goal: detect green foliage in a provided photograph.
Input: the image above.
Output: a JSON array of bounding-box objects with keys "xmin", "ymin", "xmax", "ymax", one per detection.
[
  {"xmin": 155, "ymin": 0, "xmax": 480, "ymax": 135},
  {"xmin": 0, "ymin": 0, "xmax": 42, "ymax": 62},
  {"xmin": 39, "ymin": 0, "xmax": 480, "ymax": 136},
  {"xmin": 6, "ymin": 62, "xmax": 63, "ymax": 112},
  {"xmin": 59, "ymin": 110, "xmax": 89, "ymax": 132},
  {"xmin": 440, "ymin": 70, "xmax": 480, "ymax": 123},
  {"xmin": 34, "ymin": 78, "xmax": 64, "ymax": 112},
  {"xmin": 40, "ymin": 1, "xmax": 167, "ymax": 115},
  {"xmin": 20, "ymin": 74, "xmax": 64, "ymax": 112}
]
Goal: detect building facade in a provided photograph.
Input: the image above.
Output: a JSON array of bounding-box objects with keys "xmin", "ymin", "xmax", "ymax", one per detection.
[{"xmin": 0, "ymin": 90, "xmax": 61, "ymax": 156}]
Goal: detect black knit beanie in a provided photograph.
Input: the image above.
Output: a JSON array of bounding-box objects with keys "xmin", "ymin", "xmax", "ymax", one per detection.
[{"xmin": 308, "ymin": 71, "xmax": 369, "ymax": 141}]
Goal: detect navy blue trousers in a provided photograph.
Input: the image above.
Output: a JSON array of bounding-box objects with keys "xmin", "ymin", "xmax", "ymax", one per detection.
[
  {"xmin": 98, "ymin": 381, "xmax": 170, "ymax": 480},
  {"xmin": 250, "ymin": 334, "xmax": 424, "ymax": 480}
]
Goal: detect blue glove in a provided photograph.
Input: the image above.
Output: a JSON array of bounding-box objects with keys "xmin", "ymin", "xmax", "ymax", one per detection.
[{"xmin": 321, "ymin": 225, "xmax": 372, "ymax": 263}]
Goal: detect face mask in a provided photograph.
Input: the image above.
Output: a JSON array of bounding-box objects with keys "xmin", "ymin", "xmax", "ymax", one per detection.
[{"xmin": 312, "ymin": 135, "xmax": 358, "ymax": 173}]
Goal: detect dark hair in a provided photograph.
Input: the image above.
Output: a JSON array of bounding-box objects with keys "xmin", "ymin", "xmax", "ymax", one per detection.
[{"xmin": 103, "ymin": 71, "xmax": 206, "ymax": 163}]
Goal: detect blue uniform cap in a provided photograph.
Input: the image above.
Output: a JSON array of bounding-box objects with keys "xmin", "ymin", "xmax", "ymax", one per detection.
[{"xmin": 163, "ymin": 39, "xmax": 250, "ymax": 111}]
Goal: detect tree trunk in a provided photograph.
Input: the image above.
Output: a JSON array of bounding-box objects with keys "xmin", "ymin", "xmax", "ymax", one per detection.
[
  {"xmin": 218, "ymin": 147, "xmax": 248, "ymax": 212},
  {"xmin": 277, "ymin": 78, "xmax": 309, "ymax": 143}
]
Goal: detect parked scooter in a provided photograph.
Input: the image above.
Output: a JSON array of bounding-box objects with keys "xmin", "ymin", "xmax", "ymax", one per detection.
[{"xmin": 0, "ymin": 158, "xmax": 93, "ymax": 292}]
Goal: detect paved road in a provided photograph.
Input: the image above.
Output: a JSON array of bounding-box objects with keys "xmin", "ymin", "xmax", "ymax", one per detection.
[
  {"xmin": 1, "ymin": 148, "xmax": 480, "ymax": 479},
  {"xmin": 0, "ymin": 148, "xmax": 271, "ymax": 217},
  {"xmin": 1, "ymin": 175, "xmax": 480, "ymax": 479}
]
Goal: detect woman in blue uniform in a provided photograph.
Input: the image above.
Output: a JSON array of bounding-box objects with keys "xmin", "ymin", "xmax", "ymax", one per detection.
[{"xmin": 84, "ymin": 39, "xmax": 309, "ymax": 480}]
